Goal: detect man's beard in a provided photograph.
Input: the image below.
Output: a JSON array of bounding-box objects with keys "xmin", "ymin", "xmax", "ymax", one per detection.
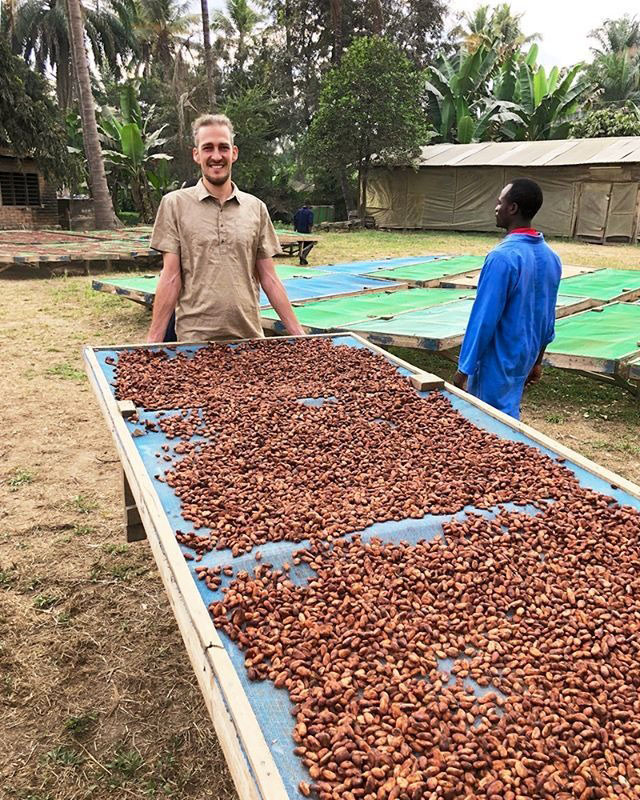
[{"xmin": 203, "ymin": 165, "xmax": 230, "ymax": 186}]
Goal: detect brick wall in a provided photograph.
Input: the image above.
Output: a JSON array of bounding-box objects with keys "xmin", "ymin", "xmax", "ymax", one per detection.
[{"xmin": 0, "ymin": 154, "xmax": 59, "ymax": 230}]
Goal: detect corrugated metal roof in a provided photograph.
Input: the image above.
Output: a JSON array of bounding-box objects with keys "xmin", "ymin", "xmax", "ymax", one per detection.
[{"xmin": 416, "ymin": 137, "xmax": 640, "ymax": 168}]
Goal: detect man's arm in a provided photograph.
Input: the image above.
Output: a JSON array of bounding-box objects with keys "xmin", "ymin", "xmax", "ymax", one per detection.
[
  {"xmin": 526, "ymin": 257, "xmax": 561, "ymax": 387},
  {"xmin": 147, "ymin": 252, "xmax": 181, "ymax": 342},
  {"xmin": 455, "ymin": 253, "xmax": 512, "ymax": 387},
  {"xmin": 256, "ymin": 257, "xmax": 304, "ymax": 336},
  {"xmin": 525, "ymin": 347, "xmax": 546, "ymax": 385}
]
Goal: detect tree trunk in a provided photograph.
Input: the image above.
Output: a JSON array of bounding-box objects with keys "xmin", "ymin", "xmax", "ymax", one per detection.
[
  {"xmin": 66, "ymin": 0, "xmax": 120, "ymax": 228},
  {"xmin": 283, "ymin": 0, "xmax": 295, "ymax": 98},
  {"xmin": 359, "ymin": 155, "xmax": 371, "ymax": 220},
  {"xmin": 330, "ymin": 0, "xmax": 350, "ymax": 212},
  {"xmin": 330, "ymin": 0, "xmax": 343, "ymax": 64},
  {"xmin": 369, "ymin": 0, "xmax": 383, "ymax": 35},
  {"xmin": 339, "ymin": 168, "xmax": 354, "ymax": 214},
  {"xmin": 200, "ymin": 0, "xmax": 216, "ymax": 109}
]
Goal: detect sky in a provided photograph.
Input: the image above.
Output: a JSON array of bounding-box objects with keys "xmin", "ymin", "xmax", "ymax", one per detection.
[{"xmin": 447, "ymin": 0, "xmax": 637, "ymax": 68}]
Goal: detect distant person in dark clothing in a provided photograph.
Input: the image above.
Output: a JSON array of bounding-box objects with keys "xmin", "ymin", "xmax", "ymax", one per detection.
[
  {"xmin": 293, "ymin": 202, "xmax": 314, "ymax": 264},
  {"xmin": 294, "ymin": 203, "xmax": 314, "ymax": 233}
]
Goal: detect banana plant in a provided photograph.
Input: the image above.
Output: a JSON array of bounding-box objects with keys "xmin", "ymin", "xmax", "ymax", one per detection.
[
  {"xmin": 425, "ymin": 45, "xmax": 522, "ymax": 143},
  {"xmin": 493, "ymin": 46, "xmax": 595, "ymax": 139},
  {"xmin": 99, "ymin": 83, "xmax": 173, "ymax": 221}
]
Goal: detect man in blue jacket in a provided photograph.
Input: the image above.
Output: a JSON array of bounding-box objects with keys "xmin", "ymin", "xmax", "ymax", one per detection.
[
  {"xmin": 452, "ymin": 178, "xmax": 561, "ymax": 420},
  {"xmin": 293, "ymin": 202, "xmax": 315, "ymax": 264}
]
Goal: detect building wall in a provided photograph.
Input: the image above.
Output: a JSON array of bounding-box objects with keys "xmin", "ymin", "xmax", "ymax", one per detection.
[
  {"xmin": 0, "ymin": 154, "xmax": 59, "ymax": 230},
  {"xmin": 367, "ymin": 164, "xmax": 640, "ymax": 241}
]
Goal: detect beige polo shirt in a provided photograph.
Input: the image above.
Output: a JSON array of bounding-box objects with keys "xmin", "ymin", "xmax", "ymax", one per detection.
[{"xmin": 150, "ymin": 180, "xmax": 282, "ymax": 342}]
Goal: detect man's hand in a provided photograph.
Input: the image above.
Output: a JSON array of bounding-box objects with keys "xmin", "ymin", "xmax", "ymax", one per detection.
[
  {"xmin": 257, "ymin": 257, "xmax": 306, "ymax": 336},
  {"xmin": 288, "ymin": 322, "xmax": 305, "ymax": 336},
  {"xmin": 526, "ymin": 363, "xmax": 542, "ymax": 386},
  {"xmin": 452, "ymin": 370, "xmax": 467, "ymax": 390}
]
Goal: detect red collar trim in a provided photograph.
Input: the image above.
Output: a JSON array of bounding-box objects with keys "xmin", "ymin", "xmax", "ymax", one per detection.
[{"xmin": 509, "ymin": 227, "xmax": 539, "ymax": 235}]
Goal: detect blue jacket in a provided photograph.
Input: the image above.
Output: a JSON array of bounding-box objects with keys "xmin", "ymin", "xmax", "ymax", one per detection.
[
  {"xmin": 458, "ymin": 233, "xmax": 561, "ymax": 419},
  {"xmin": 293, "ymin": 207, "xmax": 314, "ymax": 233}
]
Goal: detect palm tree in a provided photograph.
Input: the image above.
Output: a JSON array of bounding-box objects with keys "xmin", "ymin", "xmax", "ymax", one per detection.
[
  {"xmin": 199, "ymin": 0, "xmax": 216, "ymax": 109},
  {"xmin": 587, "ymin": 16, "xmax": 640, "ymax": 108},
  {"xmin": 1, "ymin": 0, "xmax": 19, "ymax": 48},
  {"xmin": 211, "ymin": 0, "xmax": 263, "ymax": 74},
  {"xmin": 457, "ymin": 2, "xmax": 540, "ymax": 59},
  {"xmin": 590, "ymin": 15, "xmax": 640, "ymax": 58},
  {"xmin": 135, "ymin": 0, "xmax": 197, "ymax": 79},
  {"xmin": 586, "ymin": 51, "xmax": 640, "ymax": 107},
  {"xmin": 14, "ymin": 0, "xmax": 134, "ymax": 108},
  {"xmin": 66, "ymin": 0, "xmax": 120, "ymax": 228}
]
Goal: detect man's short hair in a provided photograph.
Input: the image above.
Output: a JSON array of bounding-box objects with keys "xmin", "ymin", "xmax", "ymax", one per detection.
[
  {"xmin": 192, "ymin": 114, "xmax": 235, "ymax": 146},
  {"xmin": 506, "ymin": 178, "xmax": 543, "ymax": 220}
]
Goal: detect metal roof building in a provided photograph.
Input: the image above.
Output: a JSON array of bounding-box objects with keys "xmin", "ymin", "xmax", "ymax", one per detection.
[{"xmin": 366, "ymin": 138, "xmax": 640, "ymax": 241}]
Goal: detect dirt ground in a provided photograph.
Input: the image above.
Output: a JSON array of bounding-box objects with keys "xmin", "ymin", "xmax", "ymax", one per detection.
[{"xmin": 1, "ymin": 229, "xmax": 638, "ymax": 800}]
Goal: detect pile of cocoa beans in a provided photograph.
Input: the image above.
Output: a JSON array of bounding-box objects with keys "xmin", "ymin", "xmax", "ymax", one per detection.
[
  {"xmin": 213, "ymin": 494, "xmax": 640, "ymax": 800},
  {"xmin": 115, "ymin": 338, "xmax": 582, "ymax": 556},
  {"xmin": 113, "ymin": 338, "xmax": 640, "ymax": 799}
]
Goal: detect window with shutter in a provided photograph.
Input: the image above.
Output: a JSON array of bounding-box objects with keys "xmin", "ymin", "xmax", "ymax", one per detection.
[{"xmin": 0, "ymin": 172, "xmax": 41, "ymax": 206}]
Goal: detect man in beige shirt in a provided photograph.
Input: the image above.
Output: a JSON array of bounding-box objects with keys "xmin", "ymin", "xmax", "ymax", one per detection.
[{"xmin": 147, "ymin": 113, "xmax": 304, "ymax": 342}]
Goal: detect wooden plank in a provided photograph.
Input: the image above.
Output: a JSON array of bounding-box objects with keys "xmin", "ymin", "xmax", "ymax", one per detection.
[
  {"xmin": 83, "ymin": 347, "xmax": 288, "ymax": 800},
  {"xmin": 410, "ymin": 372, "xmax": 445, "ymax": 391},
  {"xmin": 554, "ymin": 296, "xmax": 599, "ymax": 318},
  {"xmin": 348, "ymin": 327, "xmax": 463, "ymax": 352},
  {"xmin": 92, "ymin": 280, "xmax": 154, "ymax": 307},
  {"xmin": 543, "ymin": 352, "xmax": 617, "ymax": 375},
  {"xmin": 123, "ymin": 469, "xmax": 146, "ymax": 542},
  {"xmin": 117, "ymin": 399, "xmax": 137, "ymax": 419}
]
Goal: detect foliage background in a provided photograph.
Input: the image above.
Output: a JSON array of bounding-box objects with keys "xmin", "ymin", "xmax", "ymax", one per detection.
[{"xmin": 2, "ymin": 2, "xmax": 640, "ymax": 218}]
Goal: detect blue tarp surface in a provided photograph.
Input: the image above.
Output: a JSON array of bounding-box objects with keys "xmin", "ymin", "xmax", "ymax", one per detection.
[{"xmin": 259, "ymin": 273, "xmax": 404, "ymax": 307}]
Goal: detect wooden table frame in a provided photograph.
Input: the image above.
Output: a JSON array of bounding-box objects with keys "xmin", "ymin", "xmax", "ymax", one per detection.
[
  {"xmin": 84, "ymin": 333, "xmax": 640, "ymax": 800},
  {"xmin": 276, "ymin": 235, "xmax": 318, "ymax": 265}
]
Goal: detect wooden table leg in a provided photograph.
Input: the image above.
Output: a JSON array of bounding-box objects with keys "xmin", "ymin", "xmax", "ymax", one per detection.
[{"xmin": 123, "ymin": 468, "xmax": 146, "ymax": 542}]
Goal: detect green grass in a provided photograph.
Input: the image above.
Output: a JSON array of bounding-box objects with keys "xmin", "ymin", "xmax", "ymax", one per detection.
[
  {"xmin": 0, "ymin": 566, "xmax": 16, "ymax": 589},
  {"xmin": 90, "ymin": 544, "xmax": 148, "ymax": 582},
  {"xmin": 44, "ymin": 745, "xmax": 84, "ymax": 767},
  {"xmin": 102, "ymin": 542, "xmax": 129, "ymax": 555},
  {"xmin": 33, "ymin": 594, "xmax": 60, "ymax": 610},
  {"xmin": 55, "ymin": 611, "xmax": 72, "ymax": 627},
  {"xmin": 71, "ymin": 494, "xmax": 99, "ymax": 514},
  {"xmin": 589, "ymin": 438, "xmax": 640, "ymax": 456},
  {"xmin": 45, "ymin": 362, "xmax": 85, "ymax": 382},
  {"xmin": 7, "ymin": 468, "xmax": 35, "ymax": 491},
  {"xmin": 64, "ymin": 712, "xmax": 97, "ymax": 738},
  {"xmin": 73, "ymin": 523, "xmax": 95, "ymax": 536},
  {"xmin": 106, "ymin": 747, "xmax": 144, "ymax": 779}
]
